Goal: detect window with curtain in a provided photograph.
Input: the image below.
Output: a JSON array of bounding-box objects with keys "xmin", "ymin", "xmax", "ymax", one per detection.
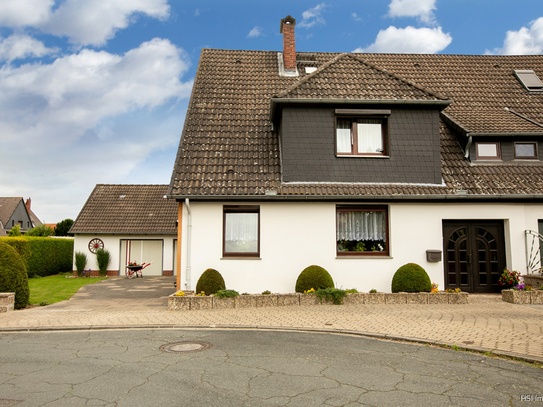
[
  {"xmin": 336, "ymin": 117, "xmax": 386, "ymax": 156},
  {"xmin": 223, "ymin": 206, "xmax": 260, "ymax": 256},
  {"xmin": 336, "ymin": 206, "xmax": 388, "ymax": 255}
]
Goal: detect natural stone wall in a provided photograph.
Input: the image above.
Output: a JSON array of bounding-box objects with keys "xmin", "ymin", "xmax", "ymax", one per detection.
[
  {"xmin": 168, "ymin": 292, "xmax": 469, "ymax": 311},
  {"xmin": 0, "ymin": 293, "xmax": 15, "ymax": 312}
]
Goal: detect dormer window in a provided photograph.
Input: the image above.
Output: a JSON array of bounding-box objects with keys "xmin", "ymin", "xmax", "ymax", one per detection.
[
  {"xmin": 514, "ymin": 142, "xmax": 538, "ymax": 159},
  {"xmin": 476, "ymin": 142, "xmax": 501, "ymax": 160},
  {"xmin": 336, "ymin": 118, "xmax": 387, "ymax": 156}
]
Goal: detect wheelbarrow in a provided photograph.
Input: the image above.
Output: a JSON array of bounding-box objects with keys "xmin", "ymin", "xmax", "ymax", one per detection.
[{"xmin": 125, "ymin": 262, "xmax": 152, "ymax": 279}]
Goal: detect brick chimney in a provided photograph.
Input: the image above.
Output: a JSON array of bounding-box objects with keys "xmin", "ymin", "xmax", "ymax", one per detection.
[
  {"xmin": 25, "ymin": 198, "xmax": 31, "ymax": 212},
  {"xmin": 280, "ymin": 15, "xmax": 296, "ymax": 72}
]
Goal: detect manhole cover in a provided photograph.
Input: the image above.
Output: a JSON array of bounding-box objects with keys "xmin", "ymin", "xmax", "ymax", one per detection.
[{"xmin": 160, "ymin": 341, "xmax": 212, "ymax": 353}]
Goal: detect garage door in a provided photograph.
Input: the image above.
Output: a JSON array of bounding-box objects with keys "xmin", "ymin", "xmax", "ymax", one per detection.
[{"xmin": 121, "ymin": 240, "xmax": 163, "ymax": 276}]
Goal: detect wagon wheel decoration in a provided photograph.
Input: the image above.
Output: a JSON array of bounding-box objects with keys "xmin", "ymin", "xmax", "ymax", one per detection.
[{"xmin": 88, "ymin": 238, "xmax": 104, "ymax": 253}]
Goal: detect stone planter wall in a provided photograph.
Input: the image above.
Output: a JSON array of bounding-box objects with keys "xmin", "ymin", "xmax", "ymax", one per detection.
[
  {"xmin": 523, "ymin": 274, "xmax": 543, "ymax": 290},
  {"xmin": 502, "ymin": 289, "xmax": 543, "ymax": 304},
  {"xmin": 0, "ymin": 293, "xmax": 15, "ymax": 312},
  {"xmin": 168, "ymin": 291, "xmax": 469, "ymax": 311}
]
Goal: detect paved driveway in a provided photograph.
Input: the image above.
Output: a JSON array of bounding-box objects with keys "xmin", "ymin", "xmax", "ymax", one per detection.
[{"xmin": 44, "ymin": 276, "xmax": 177, "ymax": 311}]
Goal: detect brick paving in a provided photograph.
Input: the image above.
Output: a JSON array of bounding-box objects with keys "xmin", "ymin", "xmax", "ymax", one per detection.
[{"xmin": 0, "ymin": 279, "xmax": 542, "ymax": 363}]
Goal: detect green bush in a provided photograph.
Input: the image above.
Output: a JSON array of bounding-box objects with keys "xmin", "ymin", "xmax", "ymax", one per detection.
[
  {"xmin": 96, "ymin": 249, "xmax": 111, "ymax": 276},
  {"xmin": 0, "ymin": 237, "xmax": 32, "ymax": 271},
  {"xmin": 391, "ymin": 263, "xmax": 432, "ymax": 293},
  {"xmin": 295, "ymin": 265, "xmax": 334, "ymax": 293},
  {"xmin": 195, "ymin": 268, "xmax": 226, "ymax": 295},
  {"xmin": 26, "ymin": 224, "xmax": 55, "ymax": 237},
  {"xmin": 23, "ymin": 237, "xmax": 73, "ymax": 278},
  {"xmin": 315, "ymin": 287, "xmax": 347, "ymax": 305},
  {"xmin": 215, "ymin": 289, "xmax": 239, "ymax": 298},
  {"xmin": 75, "ymin": 252, "xmax": 87, "ymax": 275},
  {"xmin": 54, "ymin": 219, "xmax": 74, "ymax": 236},
  {"xmin": 0, "ymin": 242, "xmax": 29, "ymax": 309},
  {"xmin": 8, "ymin": 225, "xmax": 21, "ymax": 236}
]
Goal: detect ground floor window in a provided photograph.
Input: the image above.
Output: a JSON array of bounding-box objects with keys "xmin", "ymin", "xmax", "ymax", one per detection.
[
  {"xmin": 223, "ymin": 206, "xmax": 260, "ymax": 257},
  {"xmin": 336, "ymin": 206, "xmax": 388, "ymax": 255}
]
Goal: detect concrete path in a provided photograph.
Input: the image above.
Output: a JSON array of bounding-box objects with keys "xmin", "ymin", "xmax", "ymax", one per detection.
[
  {"xmin": 1, "ymin": 277, "xmax": 542, "ymax": 364},
  {"xmin": 0, "ymin": 329, "xmax": 541, "ymax": 406}
]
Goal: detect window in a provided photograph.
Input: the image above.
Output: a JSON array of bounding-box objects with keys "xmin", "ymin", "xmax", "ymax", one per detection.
[
  {"xmin": 514, "ymin": 70, "xmax": 543, "ymax": 92},
  {"xmin": 223, "ymin": 206, "xmax": 260, "ymax": 257},
  {"xmin": 476, "ymin": 142, "xmax": 501, "ymax": 160},
  {"xmin": 336, "ymin": 118, "xmax": 386, "ymax": 156},
  {"xmin": 336, "ymin": 206, "xmax": 389, "ymax": 256},
  {"xmin": 514, "ymin": 142, "xmax": 538, "ymax": 159}
]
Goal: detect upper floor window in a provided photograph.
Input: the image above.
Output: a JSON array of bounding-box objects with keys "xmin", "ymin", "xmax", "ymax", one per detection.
[
  {"xmin": 514, "ymin": 142, "xmax": 538, "ymax": 159},
  {"xmin": 223, "ymin": 206, "xmax": 260, "ymax": 257},
  {"xmin": 336, "ymin": 118, "xmax": 386, "ymax": 156},
  {"xmin": 476, "ymin": 142, "xmax": 501, "ymax": 160}
]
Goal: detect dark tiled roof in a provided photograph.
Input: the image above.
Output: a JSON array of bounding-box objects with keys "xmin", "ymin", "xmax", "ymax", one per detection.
[
  {"xmin": 169, "ymin": 49, "xmax": 543, "ymax": 198},
  {"xmin": 70, "ymin": 185, "xmax": 177, "ymax": 234},
  {"xmin": 0, "ymin": 197, "xmax": 23, "ymax": 232}
]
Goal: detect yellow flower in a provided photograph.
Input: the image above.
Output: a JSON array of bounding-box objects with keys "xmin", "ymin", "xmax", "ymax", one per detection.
[{"xmin": 175, "ymin": 291, "xmax": 185, "ymax": 297}]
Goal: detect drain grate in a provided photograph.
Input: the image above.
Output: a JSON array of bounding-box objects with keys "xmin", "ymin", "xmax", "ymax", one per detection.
[{"xmin": 160, "ymin": 341, "xmax": 212, "ymax": 354}]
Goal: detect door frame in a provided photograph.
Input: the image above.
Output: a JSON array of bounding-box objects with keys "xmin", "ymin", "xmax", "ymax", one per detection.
[{"xmin": 443, "ymin": 220, "xmax": 506, "ymax": 293}]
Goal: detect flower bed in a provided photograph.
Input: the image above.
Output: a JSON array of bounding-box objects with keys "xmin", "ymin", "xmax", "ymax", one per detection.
[
  {"xmin": 502, "ymin": 289, "xmax": 543, "ymax": 305},
  {"xmin": 168, "ymin": 291, "xmax": 469, "ymax": 310},
  {"xmin": 522, "ymin": 274, "xmax": 543, "ymax": 290}
]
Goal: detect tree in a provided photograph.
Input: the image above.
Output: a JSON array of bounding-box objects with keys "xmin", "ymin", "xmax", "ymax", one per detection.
[
  {"xmin": 8, "ymin": 225, "xmax": 22, "ymax": 236},
  {"xmin": 26, "ymin": 224, "xmax": 55, "ymax": 237},
  {"xmin": 54, "ymin": 219, "xmax": 74, "ymax": 236}
]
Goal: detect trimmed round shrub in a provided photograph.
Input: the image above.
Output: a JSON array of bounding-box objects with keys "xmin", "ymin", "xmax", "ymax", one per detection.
[
  {"xmin": 0, "ymin": 242, "xmax": 30, "ymax": 309},
  {"xmin": 196, "ymin": 268, "xmax": 226, "ymax": 295},
  {"xmin": 295, "ymin": 265, "xmax": 334, "ymax": 293},
  {"xmin": 391, "ymin": 263, "xmax": 431, "ymax": 293}
]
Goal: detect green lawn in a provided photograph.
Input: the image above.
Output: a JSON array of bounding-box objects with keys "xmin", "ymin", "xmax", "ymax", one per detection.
[{"xmin": 28, "ymin": 273, "xmax": 108, "ymax": 305}]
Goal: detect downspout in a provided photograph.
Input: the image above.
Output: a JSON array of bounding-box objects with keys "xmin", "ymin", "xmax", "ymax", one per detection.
[
  {"xmin": 464, "ymin": 133, "xmax": 472, "ymax": 160},
  {"xmin": 185, "ymin": 198, "xmax": 192, "ymax": 290}
]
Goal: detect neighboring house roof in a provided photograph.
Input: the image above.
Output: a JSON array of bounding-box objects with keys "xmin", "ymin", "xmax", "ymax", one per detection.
[
  {"xmin": 0, "ymin": 197, "xmax": 22, "ymax": 230},
  {"xmin": 70, "ymin": 185, "xmax": 178, "ymax": 235},
  {"xmin": 168, "ymin": 49, "xmax": 543, "ymax": 199}
]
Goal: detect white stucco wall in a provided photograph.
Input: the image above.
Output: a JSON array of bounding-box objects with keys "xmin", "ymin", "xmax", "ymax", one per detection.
[
  {"xmin": 72, "ymin": 234, "xmax": 176, "ymax": 276},
  {"xmin": 178, "ymin": 201, "xmax": 542, "ymax": 293}
]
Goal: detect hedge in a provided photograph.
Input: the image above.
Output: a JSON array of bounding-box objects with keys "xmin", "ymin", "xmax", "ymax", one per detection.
[{"xmin": 0, "ymin": 237, "xmax": 73, "ymax": 278}]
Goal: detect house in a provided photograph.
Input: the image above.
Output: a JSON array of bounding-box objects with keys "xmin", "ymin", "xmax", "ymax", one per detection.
[
  {"xmin": 0, "ymin": 197, "xmax": 41, "ymax": 235},
  {"xmin": 69, "ymin": 185, "xmax": 178, "ymax": 276},
  {"xmin": 168, "ymin": 15, "xmax": 543, "ymax": 294}
]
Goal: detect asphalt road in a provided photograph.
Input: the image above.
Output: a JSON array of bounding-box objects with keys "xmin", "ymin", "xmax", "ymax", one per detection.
[{"xmin": 0, "ymin": 329, "xmax": 541, "ymax": 406}]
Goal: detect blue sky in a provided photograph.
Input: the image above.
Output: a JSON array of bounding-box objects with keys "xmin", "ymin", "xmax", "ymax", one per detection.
[{"xmin": 1, "ymin": 0, "xmax": 543, "ymax": 223}]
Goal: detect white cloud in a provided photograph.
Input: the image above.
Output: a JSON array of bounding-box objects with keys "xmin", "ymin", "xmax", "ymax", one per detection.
[
  {"xmin": 489, "ymin": 17, "xmax": 543, "ymax": 55},
  {"xmin": 387, "ymin": 0, "xmax": 437, "ymax": 25},
  {"xmin": 351, "ymin": 13, "xmax": 363, "ymax": 22},
  {"xmin": 0, "ymin": 38, "xmax": 192, "ymax": 152},
  {"xmin": 0, "ymin": 0, "xmax": 170, "ymax": 46},
  {"xmin": 247, "ymin": 26, "xmax": 263, "ymax": 38},
  {"xmin": 0, "ymin": 34, "xmax": 57, "ymax": 61},
  {"xmin": 299, "ymin": 3, "xmax": 328, "ymax": 29},
  {"xmin": 0, "ymin": 0, "xmax": 53, "ymax": 27},
  {"xmin": 353, "ymin": 26, "xmax": 451, "ymax": 54}
]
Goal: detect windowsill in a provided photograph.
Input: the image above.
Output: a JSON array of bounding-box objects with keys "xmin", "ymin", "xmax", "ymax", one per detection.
[
  {"xmin": 336, "ymin": 255, "xmax": 393, "ymax": 259},
  {"xmin": 221, "ymin": 257, "xmax": 262, "ymax": 260},
  {"xmin": 337, "ymin": 155, "xmax": 389, "ymax": 159}
]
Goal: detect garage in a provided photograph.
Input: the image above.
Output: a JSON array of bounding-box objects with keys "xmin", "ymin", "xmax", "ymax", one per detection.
[{"xmin": 121, "ymin": 239, "xmax": 164, "ymax": 276}]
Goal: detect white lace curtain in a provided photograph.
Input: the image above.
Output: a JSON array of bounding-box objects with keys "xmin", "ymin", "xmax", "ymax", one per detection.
[
  {"xmin": 225, "ymin": 213, "xmax": 258, "ymax": 252},
  {"xmin": 336, "ymin": 119, "xmax": 351, "ymax": 153},
  {"xmin": 357, "ymin": 120, "xmax": 383, "ymax": 154},
  {"xmin": 337, "ymin": 211, "xmax": 386, "ymax": 241}
]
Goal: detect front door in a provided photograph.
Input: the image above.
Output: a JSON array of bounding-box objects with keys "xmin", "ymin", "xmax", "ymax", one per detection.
[{"xmin": 443, "ymin": 221, "xmax": 506, "ymax": 293}]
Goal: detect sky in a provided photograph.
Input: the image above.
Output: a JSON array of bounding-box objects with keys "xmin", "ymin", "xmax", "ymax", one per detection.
[{"xmin": 1, "ymin": 0, "xmax": 543, "ymax": 224}]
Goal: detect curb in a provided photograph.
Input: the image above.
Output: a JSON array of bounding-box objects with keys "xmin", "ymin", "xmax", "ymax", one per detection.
[{"xmin": 1, "ymin": 324, "xmax": 542, "ymax": 365}]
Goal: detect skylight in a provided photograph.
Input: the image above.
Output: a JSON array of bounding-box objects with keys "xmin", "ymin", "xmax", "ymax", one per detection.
[{"xmin": 514, "ymin": 70, "xmax": 543, "ymax": 91}]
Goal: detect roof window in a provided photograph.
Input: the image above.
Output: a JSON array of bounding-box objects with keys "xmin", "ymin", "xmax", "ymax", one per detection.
[{"xmin": 514, "ymin": 70, "xmax": 543, "ymax": 91}]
